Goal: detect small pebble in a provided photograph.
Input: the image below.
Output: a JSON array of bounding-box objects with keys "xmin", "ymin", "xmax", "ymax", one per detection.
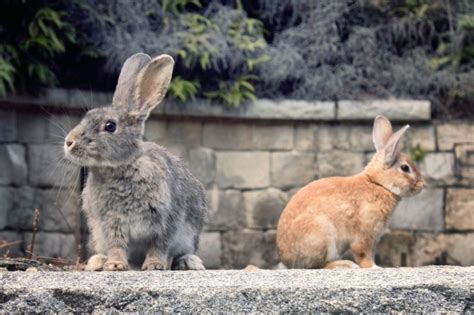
[{"xmin": 25, "ymin": 267, "xmax": 38, "ymax": 273}]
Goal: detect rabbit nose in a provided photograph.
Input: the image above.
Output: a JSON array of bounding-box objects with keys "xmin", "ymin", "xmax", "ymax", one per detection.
[{"xmin": 65, "ymin": 136, "xmax": 76, "ymax": 150}]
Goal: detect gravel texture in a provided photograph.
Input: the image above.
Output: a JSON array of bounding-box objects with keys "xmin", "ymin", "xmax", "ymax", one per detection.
[{"xmin": 0, "ymin": 266, "xmax": 472, "ymax": 313}]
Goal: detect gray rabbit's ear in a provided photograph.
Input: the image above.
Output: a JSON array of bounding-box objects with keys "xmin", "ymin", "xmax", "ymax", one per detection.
[
  {"xmin": 112, "ymin": 53, "xmax": 152, "ymax": 110},
  {"xmin": 373, "ymin": 115, "xmax": 393, "ymax": 152},
  {"xmin": 132, "ymin": 54, "xmax": 174, "ymax": 120},
  {"xmin": 383, "ymin": 124, "xmax": 409, "ymax": 166}
]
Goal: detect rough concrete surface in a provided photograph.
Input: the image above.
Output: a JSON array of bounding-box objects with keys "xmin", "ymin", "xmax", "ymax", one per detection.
[{"xmin": 0, "ymin": 266, "xmax": 472, "ymax": 313}]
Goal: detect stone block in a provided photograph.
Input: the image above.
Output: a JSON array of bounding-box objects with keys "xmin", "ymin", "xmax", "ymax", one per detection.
[
  {"xmin": 338, "ymin": 100, "xmax": 431, "ymax": 121},
  {"xmin": 6, "ymin": 186, "xmax": 35, "ymax": 230},
  {"xmin": 196, "ymin": 232, "xmax": 222, "ymax": 269},
  {"xmin": 162, "ymin": 99, "xmax": 335, "ymax": 121},
  {"xmin": 296, "ymin": 124, "xmax": 434, "ymax": 153},
  {"xmin": 443, "ymin": 233, "xmax": 474, "ymax": 266},
  {"xmin": 0, "ymin": 144, "xmax": 27, "ymax": 186},
  {"xmin": 145, "ymin": 119, "xmax": 201, "ymax": 151},
  {"xmin": 271, "ymin": 152, "xmax": 316, "ymax": 189},
  {"xmin": 0, "ymin": 108, "xmax": 16, "ymax": 141},
  {"xmin": 389, "ymin": 188, "xmax": 444, "ymax": 231},
  {"xmin": 68, "ymin": 89, "xmax": 111, "ymax": 108},
  {"xmin": 294, "ymin": 124, "xmax": 315, "ymax": 151},
  {"xmin": 221, "ymin": 230, "xmax": 279, "ymax": 269},
  {"xmin": 317, "ymin": 151, "xmax": 365, "ymax": 177},
  {"xmin": 16, "ymin": 111, "xmax": 48, "ymax": 143},
  {"xmin": 27, "ymin": 144, "xmax": 79, "ymax": 188},
  {"xmin": 295, "ymin": 125, "xmax": 374, "ymax": 152},
  {"xmin": 42, "ymin": 88, "xmax": 69, "ymax": 106},
  {"xmin": 286, "ymin": 187, "xmax": 303, "ymax": 199},
  {"xmin": 189, "ymin": 148, "xmax": 215, "ymax": 187},
  {"xmin": 250, "ymin": 99, "xmax": 335, "ymax": 120},
  {"xmin": 8, "ymin": 187, "xmax": 80, "ymax": 233},
  {"xmin": 420, "ymin": 153, "xmax": 455, "ymax": 185},
  {"xmin": 165, "ymin": 120, "xmax": 202, "ymax": 147},
  {"xmin": 0, "ymin": 231, "xmax": 23, "ymax": 257},
  {"xmin": 244, "ymin": 188, "xmax": 288, "ymax": 229},
  {"xmin": 437, "ymin": 122, "xmax": 474, "ymax": 150},
  {"xmin": 164, "ymin": 144, "xmax": 188, "ymax": 161},
  {"xmin": 445, "ymin": 188, "xmax": 474, "ymax": 231},
  {"xmin": 454, "ymin": 143, "xmax": 474, "ymax": 184},
  {"xmin": 203, "ymin": 122, "xmax": 293, "ymax": 150},
  {"xmin": 376, "ymin": 231, "xmax": 415, "ymax": 267},
  {"xmin": 411, "ymin": 233, "xmax": 474, "ymax": 266},
  {"xmin": 0, "ymin": 187, "xmax": 14, "ymax": 229},
  {"xmin": 216, "ymin": 151, "xmax": 270, "ymax": 189},
  {"xmin": 23, "ymin": 232, "xmax": 77, "ymax": 260},
  {"xmin": 144, "ymin": 119, "xmax": 168, "ymax": 143},
  {"xmin": 400, "ymin": 125, "xmax": 436, "ymax": 152},
  {"xmin": 46, "ymin": 114, "xmax": 81, "ymax": 142},
  {"xmin": 37, "ymin": 188, "xmax": 81, "ymax": 233},
  {"xmin": 206, "ymin": 187, "xmax": 244, "ymax": 231}
]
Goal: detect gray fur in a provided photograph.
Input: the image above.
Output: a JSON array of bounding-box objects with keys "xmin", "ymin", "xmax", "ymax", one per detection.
[{"xmin": 65, "ymin": 53, "xmax": 206, "ymax": 271}]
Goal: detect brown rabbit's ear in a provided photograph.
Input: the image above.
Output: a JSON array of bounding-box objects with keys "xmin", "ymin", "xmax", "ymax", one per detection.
[
  {"xmin": 112, "ymin": 53, "xmax": 152, "ymax": 110},
  {"xmin": 383, "ymin": 124, "xmax": 410, "ymax": 166},
  {"xmin": 372, "ymin": 115, "xmax": 393, "ymax": 152},
  {"xmin": 132, "ymin": 54, "xmax": 174, "ymax": 120}
]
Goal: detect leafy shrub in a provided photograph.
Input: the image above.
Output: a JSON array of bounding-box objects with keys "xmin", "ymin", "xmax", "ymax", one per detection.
[
  {"xmin": 1, "ymin": 0, "xmax": 473, "ymax": 115},
  {"xmin": 69, "ymin": 0, "xmax": 267, "ymax": 106},
  {"xmin": 0, "ymin": 2, "xmax": 77, "ymax": 97}
]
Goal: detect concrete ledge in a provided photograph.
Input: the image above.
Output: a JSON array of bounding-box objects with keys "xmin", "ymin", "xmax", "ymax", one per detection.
[
  {"xmin": 160, "ymin": 99, "xmax": 336, "ymax": 121},
  {"xmin": 338, "ymin": 100, "xmax": 431, "ymax": 121},
  {"xmin": 0, "ymin": 266, "xmax": 472, "ymax": 312},
  {"xmin": 2, "ymin": 88, "xmax": 431, "ymax": 121}
]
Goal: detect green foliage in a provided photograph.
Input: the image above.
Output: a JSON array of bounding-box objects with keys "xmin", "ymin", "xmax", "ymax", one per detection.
[
  {"xmin": 0, "ymin": 2, "xmax": 76, "ymax": 97},
  {"xmin": 162, "ymin": 0, "xmax": 201, "ymax": 14},
  {"xmin": 205, "ymin": 75, "xmax": 257, "ymax": 107},
  {"xmin": 168, "ymin": 76, "xmax": 200, "ymax": 102},
  {"xmin": 410, "ymin": 144, "xmax": 428, "ymax": 163},
  {"xmin": 0, "ymin": 58, "xmax": 15, "ymax": 97},
  {"xmin": 174, "ymin": 14, "xmax": 218, "ymax": 70},
  {"xmin": 164, "ymin": 0, "xmax": 266, "ymax": 106},
  {"xmin": 379, "ymin": 0, "xmax": 474, "ymax": 72},
  {"xmin": 430, "ymin": 12, "xmax": 474, "ymax": 71}
]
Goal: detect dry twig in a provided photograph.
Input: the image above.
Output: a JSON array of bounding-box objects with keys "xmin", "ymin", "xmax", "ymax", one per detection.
[{"xmin": 26, "ymin": 208, "xmax": 40, "ymax": 259}]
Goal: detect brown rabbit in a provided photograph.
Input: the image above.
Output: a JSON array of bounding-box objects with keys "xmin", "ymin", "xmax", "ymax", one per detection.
[{"xmin": 276, "ymin": 115, "xmax": 425, "ymax": 269}]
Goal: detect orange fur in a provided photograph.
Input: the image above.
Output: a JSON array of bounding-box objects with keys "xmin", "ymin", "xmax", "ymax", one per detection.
[{"xmin": 276, "ymin": 116, "xmax": 424, "ymax": 269}]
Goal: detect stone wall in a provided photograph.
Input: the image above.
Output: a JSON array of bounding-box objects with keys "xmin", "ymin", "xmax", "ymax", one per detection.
[{"xmin": 0, "ymin": 89, "xmax": 473, "ymax": 268}]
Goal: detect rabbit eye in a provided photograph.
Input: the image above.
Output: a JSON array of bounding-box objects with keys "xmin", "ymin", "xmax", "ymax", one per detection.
[
  {"xmin": 104, "ymin": 120, "xmax": 116, "ymax": 133},
  {"xmin": 400, "ymin": 164, "xmax": 410, "ymax": 173}
]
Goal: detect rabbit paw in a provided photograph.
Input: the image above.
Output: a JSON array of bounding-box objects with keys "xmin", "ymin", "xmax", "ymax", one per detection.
[
  {"xmin": 103, "ymin": 259, "xmax": 128, "ymax": 271},
  {"xmin": 173, "ymin": 254, "xmax": 205, "ymax": 271},
  {"xmin": 85, "ymin": 254, "xmax": 107, "ymax": 271},
  {"xmin": 142, "ymin": 258, "xmax": 166, "ymax": 271}
]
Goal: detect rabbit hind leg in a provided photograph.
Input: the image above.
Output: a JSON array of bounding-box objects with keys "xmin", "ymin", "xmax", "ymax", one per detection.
[
  {"xmin": 324, "ymin": 260, "xmax": 359, "ymax": 269},
  {"xmin": 142, "ymin": 243, "xmax": 168, "ymax": 271},
  {"xmin": 172, "ymin": 254, "xmax": 205, "ymax": 270}
]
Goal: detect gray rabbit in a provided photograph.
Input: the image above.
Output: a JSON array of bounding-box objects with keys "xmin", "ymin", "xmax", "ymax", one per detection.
[{"xmin": 64, "ymin": 53, "xmax": 206, "ymax": 271}]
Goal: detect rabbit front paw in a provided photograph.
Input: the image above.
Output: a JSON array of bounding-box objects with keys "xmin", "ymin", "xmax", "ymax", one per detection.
[
  {"xmin": 142, "ymin": 257, "xmax": 166, "ymax": 271},
  {"xmin": 85, "ymin": 254, "xmax": 107, "ymax": 271},
  {"xmin": 103, "ymin": 259, "xmax": 128, "ymax": 271}
]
